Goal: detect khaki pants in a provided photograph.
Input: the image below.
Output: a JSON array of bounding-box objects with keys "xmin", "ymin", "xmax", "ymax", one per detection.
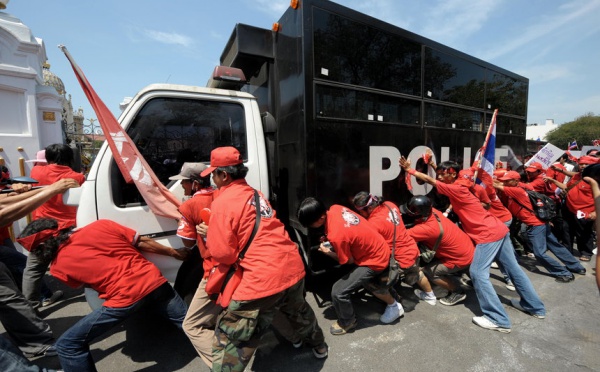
[{"xmin": 182, "ymin": 278, "xmax": 222, "ymax": 368}]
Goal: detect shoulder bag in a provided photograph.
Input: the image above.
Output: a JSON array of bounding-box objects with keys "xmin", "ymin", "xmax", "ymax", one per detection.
[{"xmin": 205, "ymin": 190, "xmax": 260, "ymax": 307}]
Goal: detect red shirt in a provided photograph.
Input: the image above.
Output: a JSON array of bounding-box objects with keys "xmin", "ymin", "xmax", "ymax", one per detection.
[
  {"xmin": 50, "ymin": 220, "xmax": 166, "ymax": 308},
  {"xmin": 408, "ymin": 209, "xmax": 474, "ymax": 268},
  {"xmin": 436, "ymin": 181, "xmax": 508, "ymax": 244},
  {"xmin": 500, "ymin": 187, "xmax": 544, "ymax": 226},
  {"xmin": 0, "ymin": 225, "xmax": 10, "ymax": 241},
  {"xmin": 177, "ymin": 188, "xmax": 215, "ymax": 278},
  {"xmin": 565, "ymin": 174, "xmax": 595, "ymax": 217},
  {"xmin": 31, "ymin": 164, "xmax": 85, "ymax": 227},
  {"xmin": 207, "ymin": 179, "xmax": 305, "ymax": 301},
  {"xmin": 325, "ymin": 205, "xmax": 390, "ymax": 271},
  {"xmin": 366, "ymin": 202, "xmax": 419, "ymax": 268}
]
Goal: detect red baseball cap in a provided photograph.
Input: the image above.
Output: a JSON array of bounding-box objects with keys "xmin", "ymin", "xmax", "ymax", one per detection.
[
  {"xmin": 498, "ymin": 170, "xmax": 521, "ymax": 181},
  {"xmin": 525, "ymin": 162, "xmax": 544, "ymax": 172},
  {"xmin": 200, "ymin": 147, "xmax": 243, "ymax": 177},
  {"xmin": 578, "ymin": 155, "xmax": 600, "ymax": 165}
]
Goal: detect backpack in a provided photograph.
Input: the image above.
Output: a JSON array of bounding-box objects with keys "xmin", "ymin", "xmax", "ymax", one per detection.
[{"xmin": 514, "ymin": 189, "xmax": 557, "ymax": 222}]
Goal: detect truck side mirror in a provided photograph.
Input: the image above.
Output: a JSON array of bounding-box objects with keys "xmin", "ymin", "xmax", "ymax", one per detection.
[{"xmin": 262, "ymin": 112, "xmax": 276, "ymax": 134}]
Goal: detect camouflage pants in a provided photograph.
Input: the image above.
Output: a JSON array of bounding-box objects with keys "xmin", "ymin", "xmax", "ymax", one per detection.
[{"xmin": 212, "ymin": 278, "xmax": 325, "ymax": 372}]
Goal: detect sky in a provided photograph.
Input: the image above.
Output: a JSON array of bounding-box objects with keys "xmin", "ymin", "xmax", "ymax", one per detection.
[{"xmin": 5, "ymin": 0, "xmax": 600, "ymax": 135}]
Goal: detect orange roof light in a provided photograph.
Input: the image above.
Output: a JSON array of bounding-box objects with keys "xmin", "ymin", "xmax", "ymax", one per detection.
[
  {"xmin": 290, "ymin": 0, "xmax": 299, "ymax": 9},
  {"xmin": 272, "ymin": 22, "xmax": 280, "ymax": 32}
]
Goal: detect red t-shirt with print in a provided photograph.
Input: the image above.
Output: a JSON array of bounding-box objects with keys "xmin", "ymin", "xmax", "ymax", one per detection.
[
  {"xmin": 326, "ymin": 205, "xmax": 390, "ymax": 271},
  {"xmin": 50, "ymin": 219, "xmax": 167, "ymax": 308}
]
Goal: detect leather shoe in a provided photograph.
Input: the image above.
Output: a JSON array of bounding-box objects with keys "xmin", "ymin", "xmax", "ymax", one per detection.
[
  {"xmin": 555, "ymin": 275, "xmax": 575, "ymax": 283},
  {"xmin": 568, "ymin": 268, "xmax": 586, "ymax": 275}
]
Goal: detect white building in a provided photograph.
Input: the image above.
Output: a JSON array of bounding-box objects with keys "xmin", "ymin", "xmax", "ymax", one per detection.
[
  {"xmin": 0, "ymin": 4, "xmax": 76, "ymax": 177},
  {"xmin": 526, "ymin": 119, "xmax": 558, "ymax": 142}
]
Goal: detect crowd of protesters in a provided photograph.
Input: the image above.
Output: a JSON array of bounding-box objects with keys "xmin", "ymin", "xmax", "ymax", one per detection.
[{"xmin": 1, "ymin": 144, "xmax": 599, "ymax": 372}]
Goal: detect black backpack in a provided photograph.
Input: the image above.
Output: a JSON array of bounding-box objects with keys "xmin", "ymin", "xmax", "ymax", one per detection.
[{"xmin": 513, "ymin": 189, "xmax": 557, "ymax": 221}]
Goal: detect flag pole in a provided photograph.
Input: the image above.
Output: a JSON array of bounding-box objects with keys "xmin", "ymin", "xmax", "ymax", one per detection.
[{"xmin": 472, "ymin": 109, "xmax": 498, "ymax": 185}]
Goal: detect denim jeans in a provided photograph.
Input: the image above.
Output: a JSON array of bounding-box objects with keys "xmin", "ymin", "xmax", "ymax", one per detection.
[
  {"xmin": 526, "ymin": 223, "xmax": 584, "ymax": 277},
  {"xmin": 0, "ymin": 335, "xmax": 58, "ymax": 372},
  {"xmin": 331, "ymin": 266, "xmax": 381, "ymax": 327},
  {"xmin": 56, "ymin": 282, "xmax": 187, "ymax": 372},
  {"xmin": 470, "ymin": 233, "xmax": 545, "ymax": 328}
]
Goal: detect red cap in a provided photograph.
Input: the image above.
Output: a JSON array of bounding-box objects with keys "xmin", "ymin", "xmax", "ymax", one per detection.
[
  {"xmin": 200, "ymin": 147, "xmax": 243, "ymax": 177},
  {"xmin": 578, "ymin": 155, "xmax": 600, "ymax": 165},
  {"xmin": 525, "ymin": 162, "xmax": 544, "ymax": 172},
  {"xmin": 498, "ymin": 170, "xmax": 521, "ymax": 181}
]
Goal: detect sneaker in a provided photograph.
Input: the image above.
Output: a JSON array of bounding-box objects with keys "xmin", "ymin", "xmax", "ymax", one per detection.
[
  {"xmin": 510, "ymin": 298, "xmax": 546, "ymax": 319},
  {"xmin": 312, "ymin": 344, "xmax": 328, "ymax": 359},
  {"xmin": 526, "ymin": 252, "xmax": 535, "ymax": 258},
  {"xmin": 330, "ymin": 319, "xmax": 357, "ymax": 335},
  {"xmin": 491, "ymin": 262, "xmax": 499, "ymax": 269},
  {"xmin": 439, "ymin": 292, "xmax": 466, "ymax": 306},
  {"xmin": 292, "ymin": 340, "xmax": 303, "ymax": 348},
  {"xmin": 414, "ymin": 289, "xmax": 436, "ymax": 306},
  {"xmin": 26, "ymin": 344, "xmax": 57, "ymax": 358},
  {"xmin": 380, "ymin": 302, "xmax": 405, "ymax": 324},
  {"xmin": 505, "ymin": 281, "xmax": 516, "ymax": 291},
  {"xmin": 555, "ymin": 275, "xmax": 575, "ymax": 283},
  {"xmin": 568, "ymin": 268, "xmax": 586, "ymax": 275},
  {"xmin": 459, "ymin": 277, "xmax": 473, "ymax": 288},
  {"xmin": 472, "ymin": 316, "xmax": 511, "ymax": 333},
  {"xmin": 41, "ymin": 290, "xmax": 64, "ymax": 307}
]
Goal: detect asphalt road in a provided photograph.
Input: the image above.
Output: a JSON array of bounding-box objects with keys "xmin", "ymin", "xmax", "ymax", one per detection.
[{"xmin": 5, "ymin": 254, "xmax": 600, "ymax": 372}]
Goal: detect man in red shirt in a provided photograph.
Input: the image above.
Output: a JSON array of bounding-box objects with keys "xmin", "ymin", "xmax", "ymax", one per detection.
[
  {"xmin": 402, "ymin": 196, "xmax": 475, "ymax": 306},
  {"xmin": 168, "ymin": 163, "xmax": 220, "ymax": 368},
  {"xmin": 352, "ymin": 192, "xmax": 432, "ymax": 313},
  {"xmin": 17, "ymin": 218, "xmax": 190, "ymax": 372},
  {"xmin": 494, "ymin": 171, "xmax": 585, "ymax": 282},
  {"xmin": 23, "ymin": 144, "xmax": 85, "ymax": 309},
  {"xmin": 202, "ymin": 147, "xmax": 326, "ymax": 371},
  {"xmin": 298, "ymin": 197, "xmax": 394, "ymax": 334},
  {"xmin": 400, "ymin": 157, "xmax": 545, "ymax": 332},
  {"xmin": 547, "ymin": 156, "xmax": 600, "ymax": 261}
]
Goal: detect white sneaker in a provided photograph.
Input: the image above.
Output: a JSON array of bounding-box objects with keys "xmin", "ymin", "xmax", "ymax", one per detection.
[
  {"xmin": 491, "ymin": 262, "xmax": 499, "ymax": 269},
  {"xmin": 472, "ymin": 316, "xmax": 511, "ymax": 333},
  {"xmin": 380, "ymin": 302, "xmax": 404, "ymax": 324},
  {"xmin": 414, "ymin": 289, "xmax": 436, "ymax": 306},
  {"xmin": 505, "ymin": 281, "xmax": 516, "ymax": 291}
]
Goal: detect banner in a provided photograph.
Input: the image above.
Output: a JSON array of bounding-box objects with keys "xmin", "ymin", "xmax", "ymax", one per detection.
[
  {"xmin": 524, "ymin": 143, "xmax": 565, "ymax": 169},
  {"xmin": 59, "ymin": 45, "xmax": 181, "ymax": 220}
]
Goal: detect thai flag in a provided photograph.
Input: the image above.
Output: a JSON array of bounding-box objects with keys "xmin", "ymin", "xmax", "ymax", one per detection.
[
  {"xmin": 60, "ymin": 45, "xmax": 182, "ymax": 220},
  {"xmin": 478, "ymin": 110, "xmax": 498, "ymax": 184},
  {"xmin": 568, "ymin": 140, "xmax": 578, "ymax": 150}
]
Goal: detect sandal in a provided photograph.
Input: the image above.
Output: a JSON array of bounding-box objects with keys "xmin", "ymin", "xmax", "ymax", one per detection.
[{"xmin": 580, "ymin": 256, "xmax": 591, "ymax": 262}]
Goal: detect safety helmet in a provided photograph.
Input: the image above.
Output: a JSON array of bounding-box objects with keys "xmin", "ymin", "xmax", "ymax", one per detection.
[{"xmin": 400, "ymin": 195, "xmax": 432, "ymax": 220}]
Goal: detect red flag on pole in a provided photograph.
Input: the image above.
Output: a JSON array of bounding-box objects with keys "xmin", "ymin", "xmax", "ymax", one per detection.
[{"xmin": 59, "ymin": 45, "xmax": 181, "ymax": 219}]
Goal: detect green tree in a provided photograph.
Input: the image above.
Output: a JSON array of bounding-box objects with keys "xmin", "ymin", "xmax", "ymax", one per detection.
[{"xmin": 545, "ymin": 113, "xmax": 600, "ymax": 149}]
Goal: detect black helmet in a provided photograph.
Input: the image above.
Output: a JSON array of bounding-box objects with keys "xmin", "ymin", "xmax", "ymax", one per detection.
[{"xmin": 400, "ymin": 196, "xmax": 432, "ymax": 220}]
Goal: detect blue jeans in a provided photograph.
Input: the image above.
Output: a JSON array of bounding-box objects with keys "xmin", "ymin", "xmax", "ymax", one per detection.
[
  {"xmin": 526, "ymin": 223, "xmax": 584, "ymax": 277},
  {"xmin": 470, "ymin": 233, "xmax": 545, "ymax": 328},
  {"xmin": 56, "ymin": 282, "xmax": 187, "ymax": 372},
  {"xmin": 0, "ymin": 335, "xmax": 58, "ymax": 372}
]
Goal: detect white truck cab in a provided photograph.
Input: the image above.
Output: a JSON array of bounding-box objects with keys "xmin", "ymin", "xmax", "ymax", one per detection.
[{"xmin": 70, "ymin": 83, "xmax": 269, "ymax": 283}]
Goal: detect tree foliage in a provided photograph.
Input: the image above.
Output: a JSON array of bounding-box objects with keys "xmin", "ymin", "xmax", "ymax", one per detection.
[{"xmin": 545, "ymin": 113, "xmax": 600, "ymax": 148}]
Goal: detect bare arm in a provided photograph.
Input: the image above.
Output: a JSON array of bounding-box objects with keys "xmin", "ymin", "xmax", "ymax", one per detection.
[
  {"xmin": 318, "ymin": 243, "xmax": 340, "ymax": 262},
  {"xmin": 543, "ymin": 176, "xmax": 567, "ymax": 190},
  {"xmin": 551, "ymin": 164, "xmax": 577, "ymax": 177},
  {"xmin": 138, "ymin": 236, "xmax": 191, "ymax": 261},
  {"xmin": 0, "ymin": 179, "xmax": 79, "ymax": 226},
  {"xmin": 399, "ymin": 156, "xmax": 437, "ymax": 186}
]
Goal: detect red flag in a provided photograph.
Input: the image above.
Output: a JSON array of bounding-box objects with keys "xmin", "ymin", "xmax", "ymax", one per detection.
[{"xmin": 59, "ymin": 45, "xmax": 181, "ymax": 219}]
